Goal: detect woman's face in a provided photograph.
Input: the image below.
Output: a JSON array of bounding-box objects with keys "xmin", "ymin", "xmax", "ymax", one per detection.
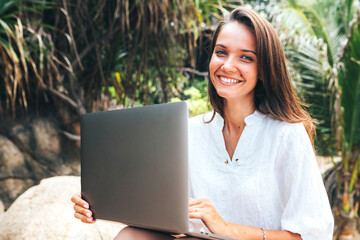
[{"xmin": 209, "ymin": 22, "xmax": 258, "ymax": 102}]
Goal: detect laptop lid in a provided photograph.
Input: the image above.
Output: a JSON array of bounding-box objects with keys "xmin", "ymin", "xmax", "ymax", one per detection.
[{"xmin": 81, "ymin": 102, "xmax": 189, "ymax": 234}]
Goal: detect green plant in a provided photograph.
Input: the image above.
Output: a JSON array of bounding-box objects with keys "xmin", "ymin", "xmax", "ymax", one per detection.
[
  {"xmin": 171, "ymin": 76, "xmax": 211, "ymax": 117},
  {"xmin": 273, "ymin": 0, "xmax": 360, "ymax": 237},
  {"xmin": 1, "ymin": 0, "xmax": 244, "ymax": 121},
  {"xmin": 0, "ymin": 0, "xmax": 53, "ymax": 117}
]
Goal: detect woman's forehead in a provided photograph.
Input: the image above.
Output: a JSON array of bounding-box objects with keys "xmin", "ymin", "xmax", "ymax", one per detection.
[{"xmin": 215, "ymin": 22, "xmax": 256, "ymax": 52}]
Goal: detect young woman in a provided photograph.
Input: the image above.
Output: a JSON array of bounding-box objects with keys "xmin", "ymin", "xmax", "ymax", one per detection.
[{"xmin": 72, "ymin": 7, "xmax": 334, "ymax": 240}]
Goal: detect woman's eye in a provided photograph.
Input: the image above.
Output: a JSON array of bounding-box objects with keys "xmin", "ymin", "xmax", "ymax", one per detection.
[
  {"xmin": 240, "ymin": 55, "xmax": 253, "ymax": 61},
  {"xmin": 215, "ymin": 50, "xmax": 226, "ymax": 55}
]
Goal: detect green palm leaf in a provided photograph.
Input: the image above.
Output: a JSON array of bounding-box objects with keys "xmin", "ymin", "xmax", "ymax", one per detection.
[
  {"xmin": 279, "ymin": 0, "xmax": 347, "ymax": 67},
  {"xmin": 338, "ymin": 20, "xmax": 360, "ymax": 176},
  {"xmin": 276, "ymin": 0, "xmax": 360, "ymax": 217},
  {"xmin": 286, "ymin": 36, "xmax": 337, "ymax": 154}
]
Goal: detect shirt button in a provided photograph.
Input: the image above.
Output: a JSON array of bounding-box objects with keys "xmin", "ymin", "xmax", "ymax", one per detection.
[
  {"xmin": 225, "ymin": 160, "xmax": 229, "ymax": 164},
  {"xmin": 235, "ymin": 158, "xmax": 239, "ymax": 162}
]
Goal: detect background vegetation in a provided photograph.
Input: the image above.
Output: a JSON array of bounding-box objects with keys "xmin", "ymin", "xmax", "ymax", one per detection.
[{"xmin": 0, "ymin": 0, "xmax": 359, "ymax": 238}]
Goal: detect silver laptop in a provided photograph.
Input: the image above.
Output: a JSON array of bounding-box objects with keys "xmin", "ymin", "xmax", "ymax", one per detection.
[{"xmin": 81, "ymin": 102, "xmax": 236, "ymax": 240}]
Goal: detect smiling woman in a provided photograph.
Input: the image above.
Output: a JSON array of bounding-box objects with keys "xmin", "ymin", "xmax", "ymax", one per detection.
[
  {"xmin": 187, "ymin": 6, "xmax": 334, "ymax": 240},
  {"xmin": 71, "ymin": 6, "xmax": 334, "ymax": 240}
]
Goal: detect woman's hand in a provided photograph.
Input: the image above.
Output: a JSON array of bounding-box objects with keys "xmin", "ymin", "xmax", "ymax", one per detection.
[
  {"xmin": 189, "ymin": 198, "xmax": 228, "ymax": 235},
  {"xmin": 71, "ymin": 192, "xmax": 95, "ymax": 223}
]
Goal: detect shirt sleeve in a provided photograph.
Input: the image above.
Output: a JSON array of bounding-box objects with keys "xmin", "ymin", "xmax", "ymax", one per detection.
[{"xmin": 277, "ymin": 123, "xmax": 334, "ymax": 240}]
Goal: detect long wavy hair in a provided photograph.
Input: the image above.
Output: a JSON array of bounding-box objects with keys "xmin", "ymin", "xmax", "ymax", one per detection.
[{"xmin": 207, "ymin": 7, "xmax": 315, "ymax": 144}]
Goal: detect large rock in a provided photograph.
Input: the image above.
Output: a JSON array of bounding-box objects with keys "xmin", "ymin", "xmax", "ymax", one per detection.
[
  {"xmin": 0, "ymin": 135, "xmax": 32, "ymax": 179},
  {"xmin": 0, "ymin": 176, "xmax": 125, "ymax": 240},
  {"xmin": 8, "ymin": 123, "xmax": 32, "ymax": 154},
  {"xmin": 2, "ymin": 118, "xmax": 81, "ymax": 210},
  {"xmin": 8, "ymin": 118, "xmax": 80, "ymax": 180},
  {"xmin": 9, "ymin": 118, "xmax": 63, "ymax": 168},
  {"xmin": 32, "ymin": 118, "xmax": 62, "ymax": 166},
  {"xmin": 0, "ymin": 135, "xmax": 35, "ymax": 208},
  {"xmin": 0, "ymin": 199, "xmax": 4, "ymax": 215},
  {"xmin": 7, "ymin": 122, "xmax": 53, "ymax": 181},
  {"xmin": 0, "ymin": 178, "xmax": 35, "ymax": 210}
]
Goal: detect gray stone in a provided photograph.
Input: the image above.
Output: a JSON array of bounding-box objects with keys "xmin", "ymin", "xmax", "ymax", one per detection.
[
  {"xmin": 8, "ymin": 123, "xmax": 32, "ymax": 153},
  {"xmin": 0, "ymin": 176, "xmax": 125, "ymax": 240},
  {"xmin": 8, "ymin": 122, "xmax": 58, "ymax": 180},
  {"xmin": 23, "ymin": 152, "xmax": 52, "ymax": 180},
  {"xmin": 0, "ymin": 199, "xmax": 4, "ymax": 216},
  {"xmin": 0, "ymin": 135, "xmax": 31, "ymax": 179},
  {"xmin": 0, "ymin": 178, "xmax": 35, "ymax": 208},
  {"xmin": 0, "ymin": 135, "xmax": 35, "ymax": 209},
  {"xmin": 32, "ymin": 118, "xmax": 62, "ymax": 166}
]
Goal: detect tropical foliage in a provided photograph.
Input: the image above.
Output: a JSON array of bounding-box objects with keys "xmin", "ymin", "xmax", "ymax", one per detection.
[
  {"xmin": 0, "ymin": 0, "xmax": 243, "ymax": 122},
  {"xmin": 0, "ymin": 0, "xmax": 53, "ymax": 117},
  {"xmin": 272, "ymin": 0, "xmax": 360, "ymax": 237},
  {"xmin": 338, "ymin": 18, "xmax": 360, "ymax": 216}
]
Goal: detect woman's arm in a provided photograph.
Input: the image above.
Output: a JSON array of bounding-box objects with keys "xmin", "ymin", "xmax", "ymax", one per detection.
[
  {"xmin": 223, "ymin": 222, "xmax": 301, "ymax": 240},
  {"xmin": 189, "ymin": 198, "xmax": 301, "ymax": 240}
]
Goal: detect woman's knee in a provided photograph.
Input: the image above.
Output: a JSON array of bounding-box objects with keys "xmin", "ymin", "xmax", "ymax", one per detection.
[{"xmin": 113, "ymin": 226, "xmax": 175, "ymax": 240}]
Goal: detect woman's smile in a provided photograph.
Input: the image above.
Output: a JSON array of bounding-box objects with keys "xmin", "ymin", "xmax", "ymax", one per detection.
[{"xmin": 218, "ymin": 75, "xmax": 243, "ymax": 84}]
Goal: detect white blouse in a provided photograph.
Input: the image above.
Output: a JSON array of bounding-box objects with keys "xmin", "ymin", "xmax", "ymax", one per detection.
[{"xmin": 188, "ymin": 111, "xmax": 334, "ymax": 240}]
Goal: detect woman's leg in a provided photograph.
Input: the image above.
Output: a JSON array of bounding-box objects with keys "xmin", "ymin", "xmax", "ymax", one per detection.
[
  {"xmin": 113, "ymin": 226, "xmax": 202, "ymax": 240},
  {"xmin": 113, "ymin": 226, "xmax": 175, "ymax": 240}
]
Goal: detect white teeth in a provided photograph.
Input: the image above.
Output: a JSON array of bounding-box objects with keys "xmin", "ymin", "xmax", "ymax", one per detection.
[{"xmin": 220, "ymin": 77, "xmax": 241, "ymax": 83}]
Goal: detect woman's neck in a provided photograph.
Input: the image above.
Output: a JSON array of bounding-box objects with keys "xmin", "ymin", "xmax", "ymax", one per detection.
[
  {"xmin": 222, "ymin": 97, "xmax": 255, "ymax": 159},
  {"xmin": 223, "ymin": 97, "xmax": 255, "ymax": 132}
]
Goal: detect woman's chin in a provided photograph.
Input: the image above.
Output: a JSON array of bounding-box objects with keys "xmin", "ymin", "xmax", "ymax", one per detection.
[
  {"xmin": 216, "ymin": 90, "xmax": 255, "ymax": 103},
  {"xmin": 216, "ymin": 90, "xmax": 239, "ymax": 100}
]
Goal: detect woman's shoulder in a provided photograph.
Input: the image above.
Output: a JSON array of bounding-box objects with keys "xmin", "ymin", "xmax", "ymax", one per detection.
[
  {"xmin": 188, "ymin": 113, "xmax": 205, "ymax": 124},
  {"xmin": 254, "ymin": 113, "xmax": 310, "ymax": 147},
  {"xmin": 188, "ymin": 111, "xmax": 218, "ymax": 128},
  {"xmin": 259, "ymin": 112, "xmax": 306, "ymax": 134}
]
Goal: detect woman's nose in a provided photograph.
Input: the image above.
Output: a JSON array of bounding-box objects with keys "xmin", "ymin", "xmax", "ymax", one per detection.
[{"xmin": 220, "ymin": 59, "xmax": 237, "ymax": 73}]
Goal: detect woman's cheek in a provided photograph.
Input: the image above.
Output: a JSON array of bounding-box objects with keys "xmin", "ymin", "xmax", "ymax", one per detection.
[{"xmin": 209, "ymin": 57, "xmax": 222, "ymax": 73}]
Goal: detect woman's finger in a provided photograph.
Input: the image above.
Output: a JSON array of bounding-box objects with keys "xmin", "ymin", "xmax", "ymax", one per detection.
[
  {"xmin": 71, "ymin": 192, "xmax": 89, "ymax": 209},
  {"xmin": 189, "ymin": 205, "xmax": 205, "ymax": 213},
  {"xmin": 189, "ymin": 204, "xmax": 209, "ymax": 220},
  {"xmin": 189, "ymin": 211, "xmax": 203, "ymax": 219},
  {"xmin": 74, "ymin": 204, "xmax": 92, "ymax": 218},
  {"xmin": 189, "ymin": 198, "xmax": 208, "ymax": 206},
  {"xmin": 74, "ymin": 212, "xmax": 95, "ymax": 223}
]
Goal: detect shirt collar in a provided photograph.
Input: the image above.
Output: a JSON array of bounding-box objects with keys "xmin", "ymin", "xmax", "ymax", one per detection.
[
  {"xmin": 244, "ymin": 110, "xmax": 263, "ymax": 126},
  {"xmin": 211, "ymin": 110, "xmax": 263, "ymax": 130}
]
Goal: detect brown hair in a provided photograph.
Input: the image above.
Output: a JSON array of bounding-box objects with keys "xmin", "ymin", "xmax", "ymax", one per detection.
[{"xmin": 207, "ymin": 7, "xmax": 315, "ymax": 144}]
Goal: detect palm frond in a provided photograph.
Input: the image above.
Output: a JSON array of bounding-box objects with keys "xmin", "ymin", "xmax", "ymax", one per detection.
[
  {"xmin": 338, "ymin": 20, "xmax": 360, "ymax": 156},
  {"xmin": 281, "ymin": 30, "xmax": 338, "ymax": 154},
  {"xmin": 277, "ymin": 6, "xmax": 316, "ymax": 35},
  {"xmin": 276, "ymin": 0, "xmax": 360, "ymax": 217}
]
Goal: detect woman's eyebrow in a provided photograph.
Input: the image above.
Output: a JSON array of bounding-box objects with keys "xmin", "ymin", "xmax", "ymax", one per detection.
[
  {"xmin": 242, "ymin": 49, "xmax": 257, "ymax": 55},
  {"xmin": 215, "ymin": 43, "xmax": 227, "ymax": 48},
  {"xmin": 215, "ymin": 44, "xmax": 256, "ymax": 55}
]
